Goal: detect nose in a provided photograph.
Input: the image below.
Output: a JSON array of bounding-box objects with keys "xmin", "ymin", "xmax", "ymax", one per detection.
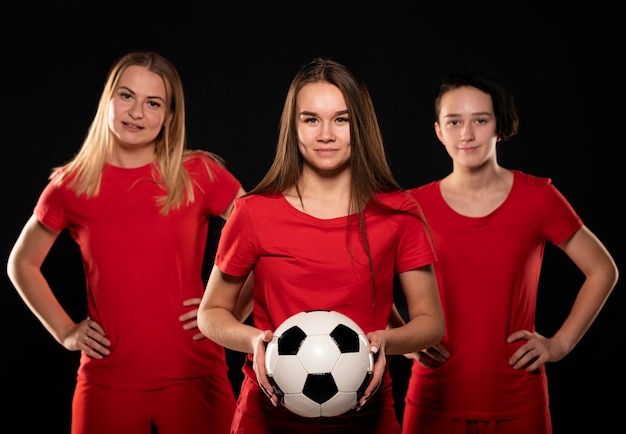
[
  {"xmin": 460, "ymin": 123, "xmax": 474, "ymax": 141},
  {"xmin": 317, "ymin": 123, "xmax": 336, "ymax": 142},
  {"xmin": 129, "ymin": 103, "xmax": 143, "ymax": 119}
]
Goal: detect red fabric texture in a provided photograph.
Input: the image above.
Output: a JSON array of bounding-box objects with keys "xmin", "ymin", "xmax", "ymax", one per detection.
[{"xmin": 404, "ymin": 170, "xmax": 582, "ymax": 424}]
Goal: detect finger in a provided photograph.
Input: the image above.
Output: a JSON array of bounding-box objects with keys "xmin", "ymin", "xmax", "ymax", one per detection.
[
  {"xmin": 85, "ymin": 319, "xmax": 106, "ymax": 336},
  {"xmin": 422, "ymin": 348, "xmax": 447, "ymax": 363},
  {"xmin": 179, "ymin": 309, "xmax": 199, "ymax": 322},
  {"xmin": 258, "ymin": 382, "xmax": 278, "ymax": 407},
  {"xmin": 182, "ymin": 318, "xmax": 199, "ymax": 330},
  {"xmin": 83, "ymin": 325, "xmax": 112, "ymax": 350},
  {"xmin": 182, "ymin": 298, "xmax": 202, "ymax": 307},
  {"xmin": 82, "ymin": 335, "xmax": 109, "ymax": 358},
  {"xmin": 192, "ymin": 331, "xmax": 205, "ymax": 341}
]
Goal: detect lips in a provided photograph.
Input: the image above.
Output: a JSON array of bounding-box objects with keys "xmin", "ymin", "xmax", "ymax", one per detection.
[{"xmin": 123, "ymin": 121, "xmax": 143, "ymax": 130}]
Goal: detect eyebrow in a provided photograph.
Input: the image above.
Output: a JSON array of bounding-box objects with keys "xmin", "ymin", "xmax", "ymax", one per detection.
[
  {"xmin": 443, "ymin": 111, "xmax": 493, "ymax": 118},
  {"xmin": 117, "ymin": 85, "xmax": 167, "ymax": 102},
  {"xmin": 298, "ymin": 109, "xmax": 349, "ymax": 117}
]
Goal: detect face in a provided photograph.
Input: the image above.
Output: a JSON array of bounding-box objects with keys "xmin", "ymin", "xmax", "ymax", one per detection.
[
  {"xmin": 434, "ymin": 86, "xmax": 499, "ymax": 169},
  {"xmin": 296, "ymin": 82, "xmax": 351, "ymax": 173},
  {"xmin": 108, "ymin": 65, "xmax": 171, "ymax": 152}
]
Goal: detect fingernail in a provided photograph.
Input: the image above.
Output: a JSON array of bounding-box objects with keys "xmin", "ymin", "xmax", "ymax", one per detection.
[{"xmin": 371, "ymin": 346, "xmax": 378, "ymax": 353}]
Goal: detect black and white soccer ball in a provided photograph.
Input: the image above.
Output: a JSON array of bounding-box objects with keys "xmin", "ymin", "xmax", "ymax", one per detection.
[{"xmin": 264, "ymin": 310, "xmax": 374, "ymax": 418}]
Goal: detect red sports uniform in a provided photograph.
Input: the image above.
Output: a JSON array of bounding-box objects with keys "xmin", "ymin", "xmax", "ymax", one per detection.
[
  {"xmin": 35, "ymin": 153, "xmax": 241, "ymax": 434},
  {"xmin": 215, "ymin": 191, "xmax": 436, "ymax": 434},
  {"xmin": 403, "ymin": 170, "xmax": 583, "ymax": 433}
]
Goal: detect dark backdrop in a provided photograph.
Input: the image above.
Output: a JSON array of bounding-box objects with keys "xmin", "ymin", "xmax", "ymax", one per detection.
[{"xmin": 2, "ymin": 5, "xmax": 622, "ymax": 433}]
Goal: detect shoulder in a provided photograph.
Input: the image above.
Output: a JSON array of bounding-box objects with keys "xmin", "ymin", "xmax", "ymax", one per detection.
[
  {"xmin": 45, "ymin": 167, "xmax": 75, "ymax": 190},
  {"xmin": 183, "ymin": 150, "xmax": 242, "ymax": 191},
  {"xmin": 375, "ymin": 190, "xmax": 424, "ymax": 214},
  {"xmin": 511, "ymin": 169, "xmax": 553, "ymax": 189},
  {"xmin": 238, "ymin": 192, "xmax": 281, "ymax": 207},
  {"xmin": 229, "ymin": 193, "xmax": 283, "ymax": 221},
  {"xmin": 183, "ymin": 150, "xmax": 226, "ymax": 171},
  {"xmin": 407, "ymin": 180, "xmax": 439, "ymax": 199}
]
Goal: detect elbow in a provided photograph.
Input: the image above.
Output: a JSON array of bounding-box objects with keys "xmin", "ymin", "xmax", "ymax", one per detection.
[
  {"xmin": 6, "ymin": 249, "xmax": 17, "ymax": 283},
  {"xmin": 432, "ymin": 321, "xmax": 445, "ymax": 347},
  {"xmin": 196, "ymin": 307, "xmax": 214, "ymax": 340},
  {"xmin": 428, "ymin": 313, "xmax": 446, "ymax": 347},
  {"xmin": 197, "ymin": 306, "xmax": 232, "ymax": 344},
  {"xmin": 610, "ymin": 263, "xmax": 620, "ymax": 289}
]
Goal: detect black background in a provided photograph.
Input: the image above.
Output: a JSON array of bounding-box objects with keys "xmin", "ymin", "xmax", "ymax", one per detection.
[{"xmin": 2, "ymin": 4, "xmax": 622, "ymax": 433}]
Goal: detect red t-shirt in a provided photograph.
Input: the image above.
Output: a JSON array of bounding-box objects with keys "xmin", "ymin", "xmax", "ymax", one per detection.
[
  {"xmin": 35, "ymin": 153, "xmax": 241, "ymax": 390},
  {"xmin": 216, "ymin": 190, "xmax": 436, "ymax": 430},
  {"xmin": 406, "ymin": 170, "xmax": 583, "ymax": 420}
]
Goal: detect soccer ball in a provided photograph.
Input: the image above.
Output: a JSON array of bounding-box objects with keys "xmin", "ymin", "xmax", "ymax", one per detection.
[{"xmin": 264, "ymin": 310, "xmax": 374, "ymax": 418}]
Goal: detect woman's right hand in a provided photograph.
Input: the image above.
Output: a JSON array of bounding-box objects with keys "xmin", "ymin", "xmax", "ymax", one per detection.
[
  {"xmin": 253, "ymin": 329, "xmax": 278, "ymax": 407},
  {"xmin": 405, "ymin": 343, "xmax": 449, "ymax": 368},
  {"xmin": 64, "ymin": 317, "xmax": 111, "ymax": 359}
]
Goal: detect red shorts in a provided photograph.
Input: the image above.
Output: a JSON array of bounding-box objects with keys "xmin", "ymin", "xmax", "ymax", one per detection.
[
  {"xmin": 401, "ymin": 406, "xmax": 552, "ymax": 434},
  {"xmin": 71, "ymin": 375, "xmax": 236, "ymax": 434},
  {"xmin": 231, "ymin": 375, "xmax": 401, "ymax": 434}
]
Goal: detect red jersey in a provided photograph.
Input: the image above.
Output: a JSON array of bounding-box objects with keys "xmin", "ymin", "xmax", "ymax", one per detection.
[
  {"xmin": 35, "ymin": 153, "xmax": 241, "ymax": 390},
  {"xmin": 216, "ymin": 190, "xmax": 436, "ymax": 432},
  {"xmin": 406, "ymin": 170, "xmax": 583, "ymax": 420}
]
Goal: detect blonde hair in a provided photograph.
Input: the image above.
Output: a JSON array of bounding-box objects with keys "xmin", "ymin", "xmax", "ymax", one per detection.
[{"xmin": 52, "ymin": 50, "xmax": 220, "ymax": 215}]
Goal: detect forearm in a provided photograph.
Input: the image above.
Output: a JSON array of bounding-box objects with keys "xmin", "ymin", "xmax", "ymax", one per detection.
[
  {"xmin": 8, "ymin": 264, "xmax": 75, "ymax": 344},
  {"xmin": 553, "ymin": 271, "xmax": 617, "ymax": 353},
  {"xmin": 377, "ymin": 313, "xmax": 444, "ymax": 355},
  {"xmin": 198, "ymin": 306, "xmax": 261, "ymax": 353}
]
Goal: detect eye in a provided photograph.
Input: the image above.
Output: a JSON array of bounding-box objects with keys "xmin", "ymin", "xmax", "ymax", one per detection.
[
  {"xmin": 120, "ymin": 92, "xmax": 132, "ymax": 100},
  {"xmin": 335, "ymin": 116, "xmax": 349, "ymax": 124},
  {"xmin": 148, "ymin": 100, "xmax": 162, "ymax": 108},
  {"xmin": 303, "ymin": 116, "xmax": 318, "ymax": 124}
]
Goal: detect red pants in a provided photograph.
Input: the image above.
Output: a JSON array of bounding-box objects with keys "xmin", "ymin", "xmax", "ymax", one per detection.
[
  {"xmin": 71, "ymin": 375, "xmax": 236, "ymax": 434},
  {"xmin": 401, "ymin": 406, "xmax": 552, "ymax": 434}
]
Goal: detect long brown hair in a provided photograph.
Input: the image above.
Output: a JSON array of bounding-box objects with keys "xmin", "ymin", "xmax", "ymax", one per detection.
[{"xmin": 252, "ymin": 57, "xmax": 425, "ymax": 302}]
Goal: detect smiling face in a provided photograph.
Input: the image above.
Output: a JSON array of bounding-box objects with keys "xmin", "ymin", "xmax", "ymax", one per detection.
[
  {"xmin": 435, "ymin": 85, "xmax": 499, "ymax": 170},
  {"xmin": 296, "ymin": 82, "xmax": 351, "ymax": 174},
  {"xmin": 107, "ymin": 65, "xmax": 172, "ymax": 163}
]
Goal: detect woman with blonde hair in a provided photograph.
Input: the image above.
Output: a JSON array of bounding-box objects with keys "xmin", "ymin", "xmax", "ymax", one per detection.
[{"xmin": 7, "ymin": 50, "xmax": 248, "ymax": 434}]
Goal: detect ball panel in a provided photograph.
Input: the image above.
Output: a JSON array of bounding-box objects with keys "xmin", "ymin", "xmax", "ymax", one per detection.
[
  {"xmin": 269, "ymin": 355, "xmax": 308, "ymax": 394},
  {"xmin": 331, "ymin": 352, "xmax": 372, "ymax": 392},
  {"xmin": 297, "ymin": 335, "xmax": 341, "ymax": 372},
  {"xmin": 283, "ymin": 393, "xmax": 324, "ymax": 418},
  {"xmin": 273, "ymin": 311, "xmax": 308, "ymax": 336},
  {"xmin": 320, "ymin": 392, "xmax": 359, "ymax": 417},
  {"xmin": 327, "ymin": 311, "xmax": 364, "ymax": 334},
  {"xmin": 294, "ymin": 310, "xmax": 343, "ymax": 335},
  {"xmin": 264, "ymin": 336, "xmax": 280, "ymax": 373},
  {"xmin": 302, "ymin": 373, "xmax": 338, "ymax": 404},
  {"xmin": 329, "ymin": 323, "xmax": 360, "ymax": 353},
  {"xmin": 277, "ymin": 326, "xmax": 307, "ymax": 355}
]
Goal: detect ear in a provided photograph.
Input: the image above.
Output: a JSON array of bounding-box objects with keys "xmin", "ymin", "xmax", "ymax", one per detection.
[
  {"xmin": 163, "ymin": 112, "xmax": 174, "ymax": 129},
  {"xmin": 434, "ymin": 122, "xmax": 444, "ymax": 144}
]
